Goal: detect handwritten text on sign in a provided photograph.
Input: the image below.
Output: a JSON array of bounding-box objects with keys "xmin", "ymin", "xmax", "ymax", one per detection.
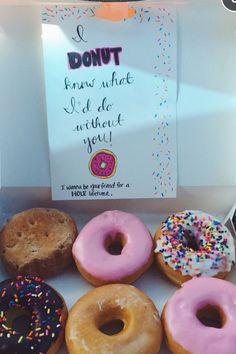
[{"xmin": 42, "ymin": 5, "xmax": 177, "ymax": 200}]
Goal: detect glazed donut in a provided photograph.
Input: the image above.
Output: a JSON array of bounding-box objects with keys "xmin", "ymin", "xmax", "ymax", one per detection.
[
  {"xmin": 72, "ymin": 210, "xmax": 154, "ymax": 286},
  {"xmin": 162, "ymin": 277, "xmax": 236, "ymax": 354},
  {"xmin": 0, "ymin": 208, "xmax": 77, "ymax": 278},
  {"xmin": 89, "ymin": 149, "xmax": 117, "ymax": 178},
  {"xmin": 154, "ymin": 210, "xmax": 235, "ymax": 285},
  {"xmin": 0, "ymin": 275, "xmax": 67, "ymax": 354},
  {"xmin": 66, "ymin": 284, "xmax": 162, "ymax": 354}
]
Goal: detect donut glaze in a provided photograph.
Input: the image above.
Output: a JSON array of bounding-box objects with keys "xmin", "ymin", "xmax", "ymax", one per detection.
[
  {"xmin": 89, "ymin": 149, "xmax": 117, "ymax": 178},
  {"xmin": 163, "ymin": 277, "xmax": 236, "ymax": 354},
  {"xmin": 0, "ymin": 275, "xmax": 67, "ymax": 354},
  {"xmin": 154, "ymin": 210, "xmax": 235, "ymax": 284},
  {"xmin": 66, "ymin": 284, "xmax": 163, "ymax": 354},
  {"xmin": 72, "ymin": 210, "xmax": 153, "ymax": 286}
]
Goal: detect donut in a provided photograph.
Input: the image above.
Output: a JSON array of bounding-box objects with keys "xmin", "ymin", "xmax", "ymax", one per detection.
[
  {"xmin": 66, "ymin": 284, "xmax": 162, "ymax": 354},
  {"xmin": 0, "ymin": 275, "xmax": 67, "ymax": 354},
  {"xmin": 89, "ymin": 149, "xmax": 117, "ymax": 178},
  {"xmin": 162, "ymin": 277, "xmax": 236, "ymax": 354},
  {"xmin": 154, "ymin": 210, "xmax": 235, "ymax": 285},
  {"xmin": 72, "ymin": 210, "xmax": 154, "ymax": 286},
  {"xmin": 0, "ymin": 208, "xmax": 78, "ymax": 278}
]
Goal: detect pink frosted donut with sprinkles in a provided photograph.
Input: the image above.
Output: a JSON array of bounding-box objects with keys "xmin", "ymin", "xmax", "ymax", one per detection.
[{"xmin": 154, "ymin": 210, "xmax": 235, "ymax": 286}]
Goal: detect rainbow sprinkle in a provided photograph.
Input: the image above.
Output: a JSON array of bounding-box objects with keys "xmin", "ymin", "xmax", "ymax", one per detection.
[
  {"xmin": 0, "ymin": 275, "xmax": 64, "ymax": 353},
  {"xmin": 155, "ymin": 210, "xmax": 235, "ymax": 277}
]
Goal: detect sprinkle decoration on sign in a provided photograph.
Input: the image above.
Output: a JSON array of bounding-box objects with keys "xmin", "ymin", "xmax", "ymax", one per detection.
[{"xmin": 42, "ymin": 5, "xmax": 96, "ymax": 22}]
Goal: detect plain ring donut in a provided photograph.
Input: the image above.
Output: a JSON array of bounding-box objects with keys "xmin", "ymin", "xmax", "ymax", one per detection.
[
  {"xmin": 72, "ymin": 210, "xmax": 154, "ymax": 286},
  {"xmin": 66, "ymin": 284, "xmax": 163, "ymax": 354},
  {"xmin": 162, "ymin": 277, "xmax": 236, "ymax": 354}
]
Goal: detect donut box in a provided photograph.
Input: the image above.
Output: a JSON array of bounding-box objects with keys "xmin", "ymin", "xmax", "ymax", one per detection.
[
  {"xmin": 1, "ymin": 206, "xmax": 236, "ymax": 353},
  {"xmin": 1, "ymin": 0, "xmax": 236, "ymax": 353},
  {"xmin": 224, "ymin": 202, "xmax": 236, "ymax": 239}
]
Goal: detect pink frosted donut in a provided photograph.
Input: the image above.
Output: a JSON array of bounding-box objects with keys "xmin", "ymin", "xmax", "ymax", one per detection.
[
  {"xmin": 89, "ymin": 149, "xmax": 117, "ymax": 178},
  {"xmin": 72, "ymin": 210, "xmax": 154, "ymax": 286},
  {"xmin": 163, "ymin": 277, "xmax": 236, "ymax": 354}
]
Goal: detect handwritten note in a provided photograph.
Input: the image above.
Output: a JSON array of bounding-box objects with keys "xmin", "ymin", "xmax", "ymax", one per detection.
[{"xmin": 42, "ymin": 4, "xmax": 177, "ymax": 200}]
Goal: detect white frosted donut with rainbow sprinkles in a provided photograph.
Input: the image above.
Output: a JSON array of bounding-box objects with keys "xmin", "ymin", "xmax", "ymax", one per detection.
[{"xmin": 154, "ymin": 210, "xmax": 235, "ymax": 285}]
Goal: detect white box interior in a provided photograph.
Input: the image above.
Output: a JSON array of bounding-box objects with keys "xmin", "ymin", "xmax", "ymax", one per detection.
[{"xmin": 0, "ymin": 1, "xmax": 236, "ymax": 353}]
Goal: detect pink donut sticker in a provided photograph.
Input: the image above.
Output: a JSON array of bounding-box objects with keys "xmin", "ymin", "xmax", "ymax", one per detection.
[{"xmin": 89, "ymin": 149, "xmax": 117, "ymax": 179}]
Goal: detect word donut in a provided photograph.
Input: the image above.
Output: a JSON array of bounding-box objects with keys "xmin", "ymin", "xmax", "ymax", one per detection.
[
  {"xmin": 162, "ymin": 277, "xmax": 236, "ymax": 354},
  {"xmin": 154, "ymin": 210, "xmax": 235, "ymax": 285},
  {"xmin": 0, "ymin": 275, "xmax": 67, "ymax": 354},
  {"xmin": 67, "ymin": 47, "xmax": 122, "ymax": 70},
  {"xmin": 89, "ymin": 149, "xmax": 117, "ymax": 179},
  {"xmin": 66, "ymin": 284, "xmax": 162, "ymax": 354}
]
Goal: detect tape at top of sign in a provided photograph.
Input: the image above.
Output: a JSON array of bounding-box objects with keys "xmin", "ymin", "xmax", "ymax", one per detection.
[{"xmin": 95, "ymin": 3, "xmax": 136, "ymax": 21}]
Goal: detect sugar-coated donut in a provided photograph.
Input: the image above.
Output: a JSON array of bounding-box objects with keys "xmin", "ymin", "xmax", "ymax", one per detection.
[
  {"xmin": 89, "ymin": 149, "xmax": 117, "ymax": 178},
  {"xmin": 0, "ymin": 275, "xmax": 67, "ymax": 354},
  {"xmin": 162, "ymin": 277, "xmax": 236, "ymax": 354},
  {"xmin": 66, "ymin": 284, "xmax": 162, "ymax": 354},
  {"xmin": 0, "ymin": 208, "xmax": 78, "ymax": 278},
  {"xmin": 154, "ymin": 210, "xmax": 235, "ymax": 285},
  {"xmin": 72, "ymin": 210, "xmax": 154, "ymax": 286}
]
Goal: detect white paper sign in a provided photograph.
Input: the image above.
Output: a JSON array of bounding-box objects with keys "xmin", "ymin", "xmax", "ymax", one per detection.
[{"xmin": 42, "ymin": 4, "xmax": 177, "ymax": 200}]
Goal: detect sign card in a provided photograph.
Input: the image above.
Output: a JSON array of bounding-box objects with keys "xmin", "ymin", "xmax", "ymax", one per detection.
[{"xmin": 42, "ymin": 4, "xmax": 177, "ymax": 200}]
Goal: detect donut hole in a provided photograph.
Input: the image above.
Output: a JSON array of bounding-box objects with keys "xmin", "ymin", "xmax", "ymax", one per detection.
[
  {"xmin": 100, "ymin": 161, "xmax": 107, "ymax": 170},
  {"xmin": 5, "ymin": 307, "xmax": 31, "ymax": 334},
  {"xmin": 97, "ymin": 307, "xmax": 128, "ymax": 336},
  {"xmin": 16, "ymin": 232, "xmax": 22, "ymax": 238},
  {"xmin": 105, "ymin": 233, "xmax": 125, "ymax": 256},
  {"xmin": 196, "ymin": 305, "xmax": 226, "ymax": 329},
  {"xmin": 99, "ymin": 319, "xmax": 124, "ymax": 335},
  {"xmin": 183, "ymin": 230, "xmax": 199, "ymax": 251}
]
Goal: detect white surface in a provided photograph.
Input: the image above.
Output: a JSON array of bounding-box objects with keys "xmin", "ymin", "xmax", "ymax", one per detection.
[
  {"xmin": 0, "ymin": 1, "xmax": 236, "ymax": 188},
  {"xmin": 0, "ymin": 207, "xmax": 236, "ymax": 354}
]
